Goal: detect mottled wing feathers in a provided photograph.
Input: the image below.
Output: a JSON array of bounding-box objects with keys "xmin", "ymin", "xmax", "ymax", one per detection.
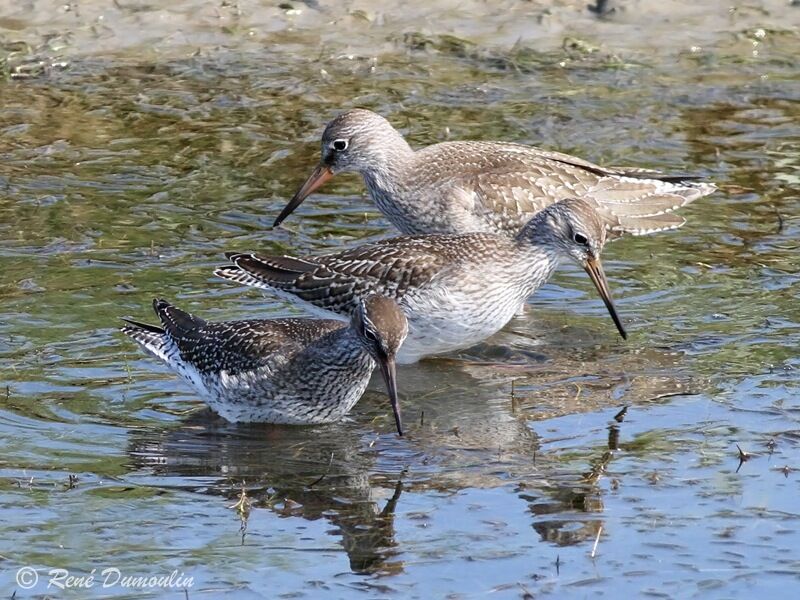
[
  {"xmin": 214, "ymin": 265, "xmax": 272, "ymax": 291},
  {"xmin": 607, "ymin": 166, "xmax": 703, "ymax": 182},
  {"xmin": 224, "ymin": 252, "xmax": 354, "ymax": 310},
  {"xmin": 170, "ymin": 319, "xmax": 310, "ymax": 375},
  {"xmin": 605, "ymin": 213, "xmax": 687, "ymax": 240},
  {"xmin": 425, "ymin": 141, "xmax": 714, "ymax": 236},
  {"xmin": 225, "ymin": 252, "xmax": 319, "ymax": 282},
  {"xmin": 218, "ymin": 236, "xmax": 480, "ymax": 315},
  {"xmin": 125, "ymin": 299, "xmax": 346, "ymax": 375}
]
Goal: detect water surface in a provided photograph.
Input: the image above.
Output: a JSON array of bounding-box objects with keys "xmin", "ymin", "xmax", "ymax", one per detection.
[{"xmin": 1, "ymin": 0, "xmax": 800, "ymax": 597}]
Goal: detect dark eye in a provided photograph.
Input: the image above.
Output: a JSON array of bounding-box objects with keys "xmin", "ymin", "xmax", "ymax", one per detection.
[
  {"xmin": 573, "ymin": 232, "xmax": 588, "ymax": 245},
  {"xmin": 332, "ymin": 139, "xmax": 348, "ymax": 151},
  {"xmin": 363, "ymin": 328, "xmax": 378, "ymax": 343}
]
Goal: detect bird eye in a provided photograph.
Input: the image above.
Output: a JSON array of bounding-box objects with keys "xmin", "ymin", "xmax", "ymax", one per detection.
[
  {"xmin": 573, "ymin": 232, "xmax": 589, "ymax": 245},
  {"xmin": 363, "ymin": 328, "xmax": 378, "ymax": 343},
  {"xmin": 332, "ymin": 139, "xmax": 348, "ymax": 151}
]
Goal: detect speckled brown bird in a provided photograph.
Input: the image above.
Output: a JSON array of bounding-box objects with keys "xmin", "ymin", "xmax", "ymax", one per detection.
[
  {"xmin": 219, "ymin": 198, "xmax": 624, "ymax": 364},
  {"xmin": 121, "ymin": 296, "xmax": 408, "ymax": 434},
  {"xmin": 273, "ymin": 108, "xmax": 715, "ymax": 237}
]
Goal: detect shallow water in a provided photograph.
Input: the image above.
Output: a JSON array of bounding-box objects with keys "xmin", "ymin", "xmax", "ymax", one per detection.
[{"xmin": 1, "ymin": 0, "xmax": 800, "ymax": 597}]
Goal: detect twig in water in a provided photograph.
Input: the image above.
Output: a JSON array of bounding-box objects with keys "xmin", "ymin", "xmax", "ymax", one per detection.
[
  {"xmin": 607, "ymin": 424, "xmax": 620, "ymax": 451},
  {"xmin": 379, "ymin": 479, "xmax": 404, "ymax": 519},
  {"xmin": 736, "ymin": 444, "xmax": 751, "ymax": 473},
  {"xmin": 228, "ymin": 481, "xmax": 252, "ymax": 517},
  {"xmin": 306, "ymin": 452, "xmax": 334, "ymax": 488},
  {"xmin": 736, "ymin": 444, "xmax": 750, "ymax": 461},
  {"xmin": 773, "ymin": 204, "xmax": 784, "ymax": 234},
  {"xmin": 591, "ymin": 525, "xmax": 603, "ymax": 558},
  {"xmin": 613, "ymin": 406, "xmax": 628, "ymax": 423},
  {"xmin": 228, "ymin": 481, "xmax": 252, "ymax": 544},
  {"xmin": 766, "ymin": 438, "xmax": 776, "ymax": 455}
]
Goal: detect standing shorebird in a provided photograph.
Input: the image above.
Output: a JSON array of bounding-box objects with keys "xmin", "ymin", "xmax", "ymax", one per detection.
[
  {"xmin": 121, "ymin": 296, "xmax": 409, "ymax": 434},
  {"xmin": 218, "ymin": 198, "xmax": 623, "ymax": 365},
  {"xmin": 272, "ymin": 108, "xmax": 715, "ymax": 237}
]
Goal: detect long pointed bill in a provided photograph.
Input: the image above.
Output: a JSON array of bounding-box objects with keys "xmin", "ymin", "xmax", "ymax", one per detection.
[
  {"xmin": 377, "ymin": 356, "xmax": 403, "ymax": 436},
  {"xmin": 273, "ymin": 163, "xmax": 334, "ymax": 227},
  {"xmin": 582, "ymin": 257, "xmax": 627, "ymax": 340}
]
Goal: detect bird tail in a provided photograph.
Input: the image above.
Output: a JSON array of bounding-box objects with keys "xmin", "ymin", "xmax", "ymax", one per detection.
[
  {"xmin": 606, "ymin": 213, "xmax": 687, "ymax": 238},
  {"xmin": 214, "ymin": 264, "xmax": 276, "ymax": 290},
  {"xmin": 120, "ymin": 317, "xmax": 172, "ymax": 363},
  {"xmin": 151, "ymin": 298, "xmax": 206, "ymax": 339},
  {"xmin": 121, "ymin": 298, "xmax": 205, "ymax": 362},
  {"xmin": 591, "ymin": 175, "xmax": 715, "ymax": 236},
  {"xmin": 215, "ymin": 252, "xmax": 318, "ymax": 290}
]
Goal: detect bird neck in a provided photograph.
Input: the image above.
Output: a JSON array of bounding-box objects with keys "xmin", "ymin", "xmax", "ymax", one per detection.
[
  {"xmin": 359, "ymin": 135, "xmax": 415, "ymax": 205},
  {"xmin": 308, "ymin": 326, "xmax": 369, "ymax": 365},
  {"xmin": 286, "ymin": 326, "xmax": 375, "ymax": 405},
  {"xmin": 512, "ymin": 221, "xmax": 564, "ymax": 291},
  {"xmin": 294, "ymin": 327, "xmax": 375, "ymax": 390}
]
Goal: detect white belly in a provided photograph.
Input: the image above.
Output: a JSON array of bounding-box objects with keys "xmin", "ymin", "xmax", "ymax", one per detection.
[{"xmin": 396, "ymin": 280, "xmax": 529, "ymax": 363}]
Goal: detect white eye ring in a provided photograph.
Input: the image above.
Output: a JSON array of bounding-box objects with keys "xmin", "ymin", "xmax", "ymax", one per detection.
[{"xmin": 332, "ymin": 139, "xmax": 348, "ymax": 151}]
